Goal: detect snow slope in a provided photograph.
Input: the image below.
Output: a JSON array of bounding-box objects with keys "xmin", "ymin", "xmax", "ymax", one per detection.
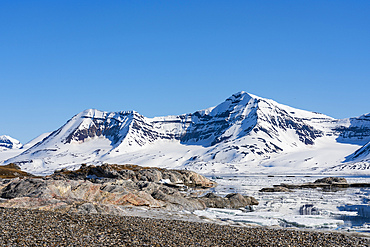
[
  {"xmin": 0, "ymin": 133, "xmax": 50, "ymax": 163},
  {"xmin": 0, "ymin": 135, "xmax": 23, "ymax": 162},
  {"xmin": 3, "ymin": 92, "xmax": 370, "ymax": 175}
]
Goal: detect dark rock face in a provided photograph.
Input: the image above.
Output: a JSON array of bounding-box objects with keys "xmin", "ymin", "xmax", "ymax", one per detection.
[
  {"xmin": 255, "ymin": 101, "xmax": 323, "ymax": 146},
  {"xmin": 0, "ymin": 178, "xmax": 46, "ymax": 199},
  {"xmin": 0, "ymin": 164, "xmax": 258, "ymax": 214},
  {"xmin": 345, "ymin": 141, "xmax": 370, "ymax": 162},
  {"xmin": 64, "ymin": 111, "xmax": 187, "ymax": 147},
  {"xmin": 64, "ymin": 112, "xmax": 134, "ymax": 145},
  {"xmin": 334, "ymin": 114, "xmax": 370, "ymax": 145}
]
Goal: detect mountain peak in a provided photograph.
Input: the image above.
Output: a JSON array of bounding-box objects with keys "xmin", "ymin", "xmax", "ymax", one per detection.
[
  {"xmin": 80, "ymin": 109, "xmax": 140, "ymax": 116},
  {"xmin": 231, "ymin": 91, "xmax": 258, "ymax": 98},
  {"xmin": 80, "ymin": 109, "xmax": 105, "ymax": 117},
  {"xmin": 0, "ymin": 135, "xmax": 22, "ymax": 150},
  {"xmin": 228, "ymin": 91, "xmax": 256, "ymax": 101}
]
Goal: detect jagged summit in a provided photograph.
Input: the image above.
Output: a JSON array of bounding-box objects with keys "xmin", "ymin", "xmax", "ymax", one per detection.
[{"xmin": 2, "ymin": 91, "xmax": 370, "ymax": 175}]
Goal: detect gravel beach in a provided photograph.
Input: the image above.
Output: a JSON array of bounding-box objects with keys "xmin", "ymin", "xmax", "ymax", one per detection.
[{"xmin": 0, "ymin": 207, "xmax": 369, "ymax": 246}]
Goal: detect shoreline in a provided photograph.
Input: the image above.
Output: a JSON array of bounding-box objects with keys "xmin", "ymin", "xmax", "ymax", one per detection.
[{"xmin": 1, "ymin": 207, "xmax": 369, "ymax": 246}]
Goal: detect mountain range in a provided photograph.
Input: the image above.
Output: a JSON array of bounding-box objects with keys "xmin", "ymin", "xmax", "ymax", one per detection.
[{"xmin": 1, "ymin": 91, "xmax": 370, "ymax": 175}]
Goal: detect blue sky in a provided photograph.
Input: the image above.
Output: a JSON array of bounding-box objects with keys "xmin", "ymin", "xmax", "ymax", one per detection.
[{"xmin": 1, "ymin": 0, "xmax": 369, "ymax": 143}]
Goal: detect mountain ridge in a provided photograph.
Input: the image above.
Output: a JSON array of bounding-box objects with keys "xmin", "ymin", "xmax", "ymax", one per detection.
[{"xmin": 2, "ymin": 91, "xmax": 370, "ymax": 175}]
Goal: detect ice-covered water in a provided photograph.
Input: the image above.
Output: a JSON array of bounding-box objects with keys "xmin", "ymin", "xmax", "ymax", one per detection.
[{"xmin": 193, "ymin": 175, "xmax": 370, "ymax": 233}]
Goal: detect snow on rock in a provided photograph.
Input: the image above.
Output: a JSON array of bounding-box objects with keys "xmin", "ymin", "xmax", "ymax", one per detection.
[
  {"xmin": 346, "ymin": 141, "xmax": 370, "ymax": 162},
  {"xmin": 0, "ymin": 135, "xmax": 22, "ymax": 151}
]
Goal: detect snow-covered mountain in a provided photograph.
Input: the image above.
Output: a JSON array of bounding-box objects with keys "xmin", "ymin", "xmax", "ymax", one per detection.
[
  {"xmin": 0, "ymin": 135, "xmax": 22, "ymax": 151},
  {"xmin": 2, "ymin": 92, "xmax": 370, "ymax": 175},
  {"xmin": 0, "ymin": 133, "xmax": 51, "ymax": 162},
  {"xmin": 347, "ymin": 141, "xmax": 370, "ymax": 162}
]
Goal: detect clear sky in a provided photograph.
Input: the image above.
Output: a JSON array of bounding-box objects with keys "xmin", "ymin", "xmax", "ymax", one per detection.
[{"xmin": 1, "ymin": 0, "xmax": 369, "ymax": 143}]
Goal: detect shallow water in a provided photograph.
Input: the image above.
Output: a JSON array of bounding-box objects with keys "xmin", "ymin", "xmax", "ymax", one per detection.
[{"xmin": 193, "ymin": 175, "xmax": 370, "ymax": 233}]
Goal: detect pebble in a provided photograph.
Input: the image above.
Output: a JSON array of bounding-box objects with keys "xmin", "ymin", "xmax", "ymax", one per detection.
[{"xmin": 0, "ymin": 207, "xmax": 369, "ymax": 246}]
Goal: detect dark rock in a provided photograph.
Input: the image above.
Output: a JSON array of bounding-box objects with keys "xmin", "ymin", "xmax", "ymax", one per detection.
[
  {"xmin": 226, "ymin": 193, "xmax": 259, "ymax": 207},
  {"xmin": 197, "ymin": 192, "xmax": 258, "ymax": 209},
  {"xmin": 197, "ymin": 193, "xmax": 226, "ymax": 208},
  {"xmin": 203, "ymin": 192, "xmax": 220, "ymax": 199},
  {"xmin": 349, "ymin": 183, "xmax": 370, "ymax": 187},
  {"xmin": 276, "ymin": 177, "xmax": 350, "ymax": 190},
  {"xmin": 314, "ymin": 177, "xmax": 347, "ymax": 184},
  {"xmin": 137, "ymin": 169, "xmax": 162, "ymax": 182},
  {"xmin": 259, "ymin": 186, "xmax": 291, "ymax": 192},
  {"xmin": 299, "ymin": 204, "xmax": 320, "ymax": 215},
  {"xmin": 0, "ymin": 178, "xmax": 47, "ymax": 199},
  {"xmin": 77, "ymin": 203, "xmax": 98, "ymax": 214}
]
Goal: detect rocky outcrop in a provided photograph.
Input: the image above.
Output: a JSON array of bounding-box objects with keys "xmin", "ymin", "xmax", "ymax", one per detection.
[
  {"xmin": 197, "ymin": 193, "xmax": 258, "ymax": 209},
  {"xmin": 260, "ymin": 177, "xmax": 370, "ymax": 191},
  {"xmin": 0, "ymin": 164, "xmax": 258, "ymax": 214},
  {"xmin": 267, "ymin": 177, "xmax": 350, "ymax": 190},
  {"xmin": 52, "ymin": 164, "xmax": 217, "ymax": 188},
  {"xmin": 259, "ymin": 186, "xmax": 291, "ymax": 192},
  {"xmin": 0, "ymin": 163, "xmax": 33, "ymax": 179},
  {"xmin": 313, "ymin": 177, "xmax": 347, "ymax": 184}
]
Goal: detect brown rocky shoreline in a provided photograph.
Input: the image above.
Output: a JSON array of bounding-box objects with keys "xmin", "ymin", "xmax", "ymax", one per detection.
[{"xmin": 1, "ymin": 207, "xmax": 369, "ymax": 246}]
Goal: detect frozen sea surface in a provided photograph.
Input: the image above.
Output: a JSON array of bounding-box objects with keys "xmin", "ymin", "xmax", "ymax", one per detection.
[{"xmin": 193, "ymin": 175, "xmax": 370, "ymax": 233}]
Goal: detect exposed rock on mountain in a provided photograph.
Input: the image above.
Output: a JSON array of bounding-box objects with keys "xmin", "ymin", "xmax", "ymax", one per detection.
[
  {"xmin": 345, "ymin": 141, "xmax": 370, "ymax": 162},
  {"xmin": 334, "ymin": 114, "xmax": 370, "ymax": 145}
]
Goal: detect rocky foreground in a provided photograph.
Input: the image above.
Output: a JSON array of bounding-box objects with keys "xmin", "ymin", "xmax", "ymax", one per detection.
[
  {"xmin": 0, "ymin": 164, "xmax": 258, "ymax": 213},
  {"xmin": 1, "ymin": 164, "xmax": 369, "ymax": 246},
  {"xmin": 1, "ymin": 207, "xmax": 369, "ymax": 247}
]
